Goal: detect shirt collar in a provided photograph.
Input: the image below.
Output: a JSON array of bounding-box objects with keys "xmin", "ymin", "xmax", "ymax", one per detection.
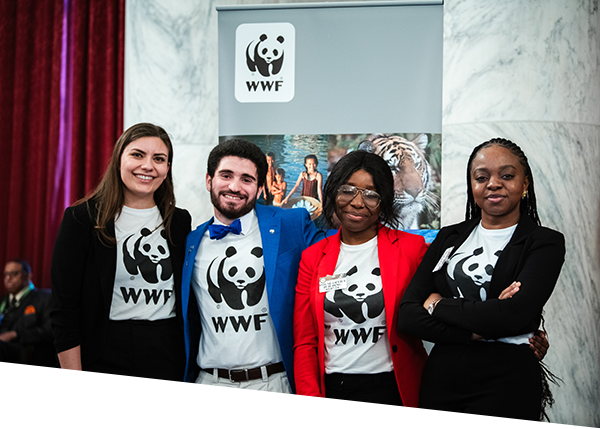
[{"xmin": 9, "ymin": 283, "xmax": 33, "ymax": 304}]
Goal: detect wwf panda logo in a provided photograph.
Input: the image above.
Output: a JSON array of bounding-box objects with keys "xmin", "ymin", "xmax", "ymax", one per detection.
[
  {"xmin": 207, "ymin": 246, "xmax": 266, "ymax": 310},
  {"xmin": 324, "ymin": 266, "xmax": 384, "ymax": 324},
  {"xmin": 246, "ymin": 34, "xmax": 285, "ymax": 77},
  {"xmin": 446, "ymin": 247, "xmax": 502, "ymax": 301},
  {"xmin": 123, "ymin": 228, "xmax": 173, "ymax": 284}
]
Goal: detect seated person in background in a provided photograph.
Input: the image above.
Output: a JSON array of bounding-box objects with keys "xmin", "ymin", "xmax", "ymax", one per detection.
[{"xmin": 1, "ymin": 259, "xmax": 55, "ymax": 366}]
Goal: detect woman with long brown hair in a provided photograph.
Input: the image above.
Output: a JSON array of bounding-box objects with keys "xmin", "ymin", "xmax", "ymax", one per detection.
[{"xmin": 51, "ymin": 123, "xmax": 191, "ymax": 380}]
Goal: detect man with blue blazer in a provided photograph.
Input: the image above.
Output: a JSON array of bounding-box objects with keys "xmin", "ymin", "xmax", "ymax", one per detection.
[{"xmin": 181, "ymin": 139, "xmax": 322, "ymax": 392}]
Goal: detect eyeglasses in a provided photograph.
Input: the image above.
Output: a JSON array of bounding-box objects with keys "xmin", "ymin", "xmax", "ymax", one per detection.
[
  {"xmin": 336, "ymin": 185, "xmax": 381, "ymax": 209},
  {"xmin": 3, "ymin": 270, "xmax": 24, "ymax": 279}
]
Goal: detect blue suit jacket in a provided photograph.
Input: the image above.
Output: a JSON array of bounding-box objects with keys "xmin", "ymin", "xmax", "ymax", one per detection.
[{"xmin": 181, "ymin": 204, "xmax": 323, "ymax": 389}]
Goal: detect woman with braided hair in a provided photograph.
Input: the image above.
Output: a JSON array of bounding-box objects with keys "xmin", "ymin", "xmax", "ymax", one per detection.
[{"xmin": 398, "ymin": 138, "xmax": 564, "ymax": 420}]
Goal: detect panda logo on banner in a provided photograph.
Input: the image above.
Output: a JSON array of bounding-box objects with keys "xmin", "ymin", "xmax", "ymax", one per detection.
[{"xmin": 235, "ymin": 22, "xmax": 295, "ymax": 103}]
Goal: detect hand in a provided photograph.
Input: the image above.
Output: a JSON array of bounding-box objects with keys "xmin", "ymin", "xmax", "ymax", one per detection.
[
  {"xmin": 0, "ymin": 331, "xmax": 18, "ymax": 342},
  {"xmin": 499, "ymin": 281, "xmax": 521, "ymax": 299},
  {"xmin": 423, "ymin": 292, "xmax": 442, "ymax": 311},
  {"xmin": 529, "ymin": 330, "xmax": 549, "ymax": 360}
]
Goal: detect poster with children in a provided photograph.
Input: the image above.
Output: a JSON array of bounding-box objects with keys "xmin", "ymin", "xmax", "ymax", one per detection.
[{"xmin": 218, "ymin": 133, "xmax": 441, "ymax": 237}]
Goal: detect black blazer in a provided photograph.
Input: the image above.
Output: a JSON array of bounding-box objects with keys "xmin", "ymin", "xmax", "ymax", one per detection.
[
  {"xmin": 397, "ymin": 214, "xmax": 565, "ymax": 344},
  {"xmin": 50, "ymin": 200, "xmax": 191, "ymax": 367},
  {"xmin": 1, "ymin": 287, "xmax": 56, "ymax": 365}
]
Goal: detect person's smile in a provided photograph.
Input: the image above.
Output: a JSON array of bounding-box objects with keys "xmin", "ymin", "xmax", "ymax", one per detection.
[
  {"xmin": 484, "ymin": 193, "xmax": 506, "ymax": 204},
  {"xmin": 134, "ymin": 173, "xmax": 156, "ymax": 181},
  {"xmin": 342, "ymin": 209, "xmax": 369, "ymax": 222}
]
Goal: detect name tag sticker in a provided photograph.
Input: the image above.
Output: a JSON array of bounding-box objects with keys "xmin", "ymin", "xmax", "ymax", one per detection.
[
  {"xmin": 319, "ymin": 274, "xmax": 347, "ymax": 293},
  {"xmin": 433, "ymin": 246, "xmax": 454, "ymax": 272}
]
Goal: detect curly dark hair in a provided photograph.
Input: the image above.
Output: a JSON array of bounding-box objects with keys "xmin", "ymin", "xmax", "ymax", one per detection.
[
  {"xmin": 465, "ymin": 137, "xmax": 541, "ymax": 226},
  {"xmin": 207, "ymin": 139, "xmax": 268, "ymax": 188},
  {"xmin": 323, "ymin": 150, "xmax": 398, "ymax": 229}
]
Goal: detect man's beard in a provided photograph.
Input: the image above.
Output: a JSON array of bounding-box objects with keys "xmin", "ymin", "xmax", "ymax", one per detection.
[{"xmin": 210, "ymin": 185, "xmax": 257, "ymax": 221}]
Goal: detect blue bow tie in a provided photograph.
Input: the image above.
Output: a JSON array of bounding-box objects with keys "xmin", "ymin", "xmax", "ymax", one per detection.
[{"xmin": 208, "ymin": 218, "xmax": 242, "ymax": 240}]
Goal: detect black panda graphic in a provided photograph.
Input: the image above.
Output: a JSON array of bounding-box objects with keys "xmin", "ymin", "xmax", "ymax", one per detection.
[
  {"xmin": 446, "ymin": 247, "xmax": 503, "ymax": 301},
  {"xmin": 123, "ymin": 227, "xmax": 173, "ymax": 284},
  {"xmin": 246, "ymin": 33, "xmax": 285, "ymax": 77},
  {"xmin": 207, "ymin": 246, "xmax": 266, "ymax": 310},
  {"xmin": 324, "ymin": 266, "xmax": 384, "ymax": 324}
]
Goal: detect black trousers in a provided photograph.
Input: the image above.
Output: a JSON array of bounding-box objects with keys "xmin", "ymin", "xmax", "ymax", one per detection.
[
  {"xmin": 325, "ymin": 371, "xmax": 403, "ymax": 406},
  {"xmin": 0, "ymin": 339, "xmax": 26, "ymax": 363},
  {"xmin": 86, "ymin": 318, "xmax": 185, "ymax": 381},
  {"xmin": 419, "ymin": 341, "xmax": 542, "ymax": 420}
]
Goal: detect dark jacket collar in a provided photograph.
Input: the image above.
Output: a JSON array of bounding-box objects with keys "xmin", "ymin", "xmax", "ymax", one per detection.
[{"xmin": 449, "ymin": 213, "xmax": 537, "ymax": 249}]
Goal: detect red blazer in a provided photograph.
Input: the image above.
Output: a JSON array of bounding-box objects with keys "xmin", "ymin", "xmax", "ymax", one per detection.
[{"xmin": 293, "ymin": 225, "xmax": 429, "ymax": 407}]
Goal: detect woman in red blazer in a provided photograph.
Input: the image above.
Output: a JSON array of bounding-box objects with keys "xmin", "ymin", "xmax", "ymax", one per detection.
[{"xmin": 293, "ymin": 150, "xmax": 429, "ymax": 406}]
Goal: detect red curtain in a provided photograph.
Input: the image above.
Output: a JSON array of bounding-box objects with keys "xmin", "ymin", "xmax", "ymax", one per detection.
[
  {"xmin": 70, "ymin": 0, "xmax": 124, "ymax": 202},
  {"xmin": 0, "ymin": 0, "xmax": 124, "ymax": 294},
  {"xmin": 0, "ymin": 0, "xmax": 64, "ymax": 293}
]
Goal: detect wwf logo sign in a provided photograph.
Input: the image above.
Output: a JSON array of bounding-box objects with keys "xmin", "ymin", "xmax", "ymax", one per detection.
[{"xmin": 235, "ymin": 22, "xmax": 295, "ymax": 103}]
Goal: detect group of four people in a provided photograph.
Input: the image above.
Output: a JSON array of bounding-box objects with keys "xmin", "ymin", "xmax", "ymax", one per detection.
[{"xmin": 50, "ymin": 123, "xmax": 564, "ymax": 421}]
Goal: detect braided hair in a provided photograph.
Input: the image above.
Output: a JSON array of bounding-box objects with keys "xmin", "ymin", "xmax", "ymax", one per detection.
[
  {"xmin": 465, "ymin": 138, "xmax": 541, "ymax": 226},
  {"xmin": 466, "ymin": 138, "xmax": 562, "ymax": 421}
]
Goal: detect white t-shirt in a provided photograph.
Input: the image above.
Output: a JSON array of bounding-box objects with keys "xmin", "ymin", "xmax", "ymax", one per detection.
[
  {"xmin": 109, "ymin": 206, "xmax": 176, "ymax": 321},
  {"xmin": 323, "ymin": 236, "xmax": 393, "ymax": 374},
  {"xmin": 192, "ymin": 210, "xmax": 283, "ymax": 371},
  {"xmin": 446, "ymin": 222, "xmax": 531, "ymax": 344},
  {"xmin": 446, "ymin": 222, "xmax": 517, "ymax": 302}
]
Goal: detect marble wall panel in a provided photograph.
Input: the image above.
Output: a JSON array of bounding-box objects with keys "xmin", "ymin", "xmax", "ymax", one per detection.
[
  {"xmin": 443, "ymin": 0, "xmax": 600, "ymax": 124},
  {"xmin": 124, "ymin": 0, "xmax": 219, "ymax": 142}
]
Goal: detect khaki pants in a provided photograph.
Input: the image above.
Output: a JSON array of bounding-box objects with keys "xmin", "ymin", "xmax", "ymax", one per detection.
[{"xmin": 195, "ymin": 367, "xmax": 292, "ymax": 393}]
